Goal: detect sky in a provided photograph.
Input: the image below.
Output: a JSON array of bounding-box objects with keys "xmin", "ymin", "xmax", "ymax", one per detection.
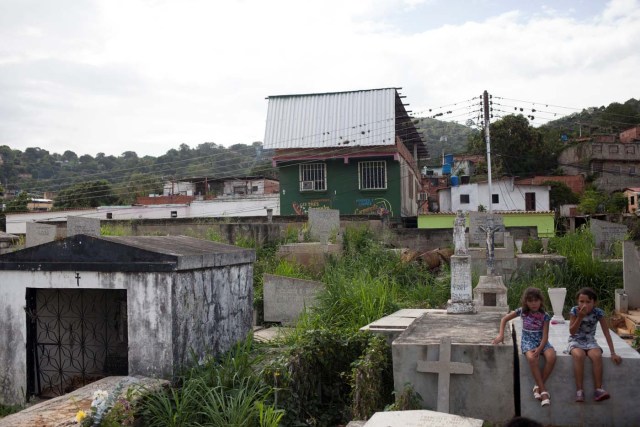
[{"xmin": 1, "ymin": 0, "xmax": 639, "ymax": 158}]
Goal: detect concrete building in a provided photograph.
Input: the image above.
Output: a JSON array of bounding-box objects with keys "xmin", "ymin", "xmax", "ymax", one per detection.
[
  {"xmin": 263, "ymin": 88, "xmax": 428, "ymax": 219},
  {"xmin": 0, "ymin": 234, "xmax": 255, "ymax": 405},
  {"xmin": 4, "ymin": 195, "xmax": 280, "ymax": 235},
  {"xmin": 558, "ymin": 133, "xmax": 640, "ymax": 193},
  {"xmin": 437, "ymin": 177, "xmax": 550, "ymax": 213},
  {"xmin": 623, "ymin": 187, "xmax": 640, "ymax": 213}
]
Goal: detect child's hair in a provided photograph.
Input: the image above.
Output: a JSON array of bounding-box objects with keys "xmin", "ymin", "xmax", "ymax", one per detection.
[
  {"xmin": 576, "ymin": 287, "xmax": 598, "ymax": 302},
  {"xmin": 520, "ymin": 287, "xmax": 546, "ymax": 313}
]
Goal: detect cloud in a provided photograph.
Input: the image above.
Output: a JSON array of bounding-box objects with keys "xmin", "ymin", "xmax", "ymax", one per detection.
[{"xmin": 0, "ymin": 0, "xmax": 639, "ymax": 157}]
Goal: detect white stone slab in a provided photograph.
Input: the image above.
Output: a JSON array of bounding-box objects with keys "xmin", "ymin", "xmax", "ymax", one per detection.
[
  {"xmin": 368, "ymin": 316, "xmax": 419, "ymax": 329},
  {"xmin": 365, "ymin": 410, "xmax": 483, "ymax": 427},
  {"xmin": 25, "ymin": 222, "xmax": 57, "ymax": 248}
]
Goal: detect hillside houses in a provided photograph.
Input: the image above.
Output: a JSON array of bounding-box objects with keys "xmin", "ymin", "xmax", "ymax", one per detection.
[
  {"xmin": 559, "ymin": 125, "xmax": 640, "ymax": 193},
  {"xmin": 263, "ymin": 88, "xmax": 428, "ymax": 219}
]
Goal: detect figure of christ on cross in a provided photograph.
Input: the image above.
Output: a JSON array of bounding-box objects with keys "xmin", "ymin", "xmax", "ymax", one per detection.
[
  {"xmin": 416, "ymin": 336, "xmax": 474, "ymax": 413},
  {"xmin": 479, "ymin": 215, "xmax": 502, "ymax": 276}
]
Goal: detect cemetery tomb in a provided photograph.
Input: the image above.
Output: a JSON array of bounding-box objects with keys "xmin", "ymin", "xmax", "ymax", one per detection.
[{"xmin": 0, "ymin": 234, "xmax": 255, "ymax": 405}]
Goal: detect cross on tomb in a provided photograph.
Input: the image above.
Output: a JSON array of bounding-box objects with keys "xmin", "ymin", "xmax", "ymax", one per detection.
[{"xmin": 416, "ymin": 336, "xmax": 474, "ymax": 413}]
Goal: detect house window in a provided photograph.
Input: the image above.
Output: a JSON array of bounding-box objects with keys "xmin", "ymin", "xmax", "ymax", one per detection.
[
  {"xmin": 492, "ymin": 194, "xmax": 499, "ymax": 204},
  {"xmin": 626, "ymin": 146, "xmax": 636, "ymax": 154},
  {"xmin": 525, "ymin": 193, "xmax": 536, "ymax": 211},
  {"xmin": 630, "ymin": 167, "xmax": 636, "ymax": 176},
  {"xmin": 299, "ymin": 163, "xmax": 326, "ymax": 191},
  {"xmin": 609, "ymin": 145, "xmax": 619, "ymax": 154},
  {"xmin": 593, "ymin": 145, "xmax": 602, "ymax": 154},
  {"xmin": 359, "ymin": 161, "xmax": 387, "ymax": 190},
  {"xmin": 631, "ymin": 196, "xmax": 636, "ymax": 205},
  {"xmin": 251, "ymin": 186, "xmax": 259, "ymax": 193},
  {"xmin": 233, "ymin": 186, "xmax": 247, "ymax": 195},
  {"xmin": 460, "ymin": 194, "xmax": 470, "ymax": 204}
]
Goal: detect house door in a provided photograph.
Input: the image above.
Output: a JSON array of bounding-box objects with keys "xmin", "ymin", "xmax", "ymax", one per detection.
[
  {"xmin": 25, "ymin": 288, "xmax": 128, "ymax": 398},
  {"xmin": 525, "ymin": 192, "xmax": 536, "ymax": 211}
]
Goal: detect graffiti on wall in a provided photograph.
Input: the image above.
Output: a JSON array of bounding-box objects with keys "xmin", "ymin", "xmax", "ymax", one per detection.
[
  {"xmin": 353, "ymin": 198, "xmax": 393, "ymax": 217},
  {"xmin": 292, "ymin": 199, "xmax": 332, "ymax": 215}
]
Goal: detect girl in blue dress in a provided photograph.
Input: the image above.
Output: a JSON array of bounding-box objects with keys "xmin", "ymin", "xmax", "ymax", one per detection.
[
  {"xmin": 568, "ymin": 287, "xmax": 622, "ymax": 402},
  {"xmin": 493, "ymin": 287, "xmax": 556, "ymax": 407}
]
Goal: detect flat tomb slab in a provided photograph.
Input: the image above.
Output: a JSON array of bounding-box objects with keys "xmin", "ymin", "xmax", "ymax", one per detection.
[
  {"xmin": 0, "ymin": 376, "xmax": 168, "ymax": 427},
  {"xmin": 360, "ymin": 309, "xmax": 441, "ymax": 345},
  {"xmin": 516, "ymin": 318, "xmax": 640, "ymax": 427},
  {"xmin": 392, "ymin": 312, "xmax": 513, "ymax": 423},
  {"xmin": 364, "ymin": 409, "xmax": 483, "ymax": 426}
]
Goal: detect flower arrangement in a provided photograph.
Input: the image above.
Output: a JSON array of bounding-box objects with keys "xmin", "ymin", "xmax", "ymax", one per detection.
[{"xmin": 75, "ymin": 382, "xmax": 135, "ymax": 426}]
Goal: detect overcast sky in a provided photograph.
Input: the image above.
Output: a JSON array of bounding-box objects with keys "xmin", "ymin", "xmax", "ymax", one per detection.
[{"xmin": 1, "ymin": 0, "xmax": 638, "ymax": 158}]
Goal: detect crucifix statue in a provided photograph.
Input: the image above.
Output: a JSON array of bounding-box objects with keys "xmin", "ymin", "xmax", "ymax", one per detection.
[{"xmin": 478, "ymin": 215, "xmax": 502, "ymax": 276}]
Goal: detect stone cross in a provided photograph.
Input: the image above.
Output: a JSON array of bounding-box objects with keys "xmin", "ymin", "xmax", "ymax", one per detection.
[
  {"xmin": 416, "ymin": 336, "xmax": 474, "ymax": 413},
  {"xmin": 478, "ymin": 215, "xmax": 502, "ymax": 275}
]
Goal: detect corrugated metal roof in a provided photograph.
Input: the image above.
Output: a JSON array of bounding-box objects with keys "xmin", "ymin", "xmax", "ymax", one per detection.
[{"xmin": 263, "ymin": 88, "xmax": 398, "ymax": 150}]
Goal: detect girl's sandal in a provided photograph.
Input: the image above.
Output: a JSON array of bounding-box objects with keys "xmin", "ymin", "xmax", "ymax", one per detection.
[
  {"xmin": 532, "ymin": 386, "xmax": 542, "ymax": 400},
  {"xmin": 540, "ymin": 391, "xmax": 551, "ymax": 407}
]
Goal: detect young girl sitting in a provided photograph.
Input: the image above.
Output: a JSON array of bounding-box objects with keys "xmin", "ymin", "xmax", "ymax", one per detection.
[
  {"xmin": 568, "ymin": 287, "xmax": 622, "ymax": 402},
  {"xmin": 493, "ymin": 287, "xmax": 556, "ymax": 407}
]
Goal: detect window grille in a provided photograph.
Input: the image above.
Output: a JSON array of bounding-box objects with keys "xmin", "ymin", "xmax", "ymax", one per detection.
[
  {"xmin": 359, "ymin": 161, "xmax": 387, "ymax": 190},
  {"xmin": 492, "ymin": 194, "xmax": 499, "ymax": 204},
  {"xmin": 299, "ymin": 163, "xmax": 326, "ymax": 191},
  {"xmin": 460, "ymin": 194, "xmax": 470, "ymax": 204}
]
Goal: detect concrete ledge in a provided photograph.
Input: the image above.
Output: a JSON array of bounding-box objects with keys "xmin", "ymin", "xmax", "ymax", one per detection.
[
  {"xmin": 515, "ymin": 318, "xmax": 640, "ymax": 426},
  {"xmin": 360, "ymin": 309, "xmax": 434, "ymax": 344}
]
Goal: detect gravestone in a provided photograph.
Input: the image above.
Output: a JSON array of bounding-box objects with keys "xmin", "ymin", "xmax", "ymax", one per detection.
[
  {"xmin": 25, "ymin": 222, "xmax": 58, "ymax": 248},
  {"xmin": 67, "ymin": 216, "xmax": 101, "ymax": 237},
  {"xmin": 623, "ymin": 241, "xmax": 640, "ymax": 309},
  {"xmin": 392, "ymin": 311, "xmax": 514, "ymax": 423},
  {"xmin": 416, "ymin": 336, "xmax": 474, "ymax": 412},
  {"xmin": 447, "ymin": 211, "xmax": 474, "ymax": 314},
  {"xmin": 590, "ymin": 219, "xmax": 627, "ymax": 258},
  {"xmin": 362, "ymin": 409, "xmax": 483, "ymax": 427},
  {"xmin": 263, "ymin": 273, "xmax": 324, "ymax": 325},
  {"xmin": 308, "ymin": 208, "xmax": 340, "ymax": 244},
  {"xmin": 468, "ymin": 212, "xmax": 504, "ymax": 246},
  {"xmin": 473, "ymin": 275, "xmax": 508, "ymax": 313}
]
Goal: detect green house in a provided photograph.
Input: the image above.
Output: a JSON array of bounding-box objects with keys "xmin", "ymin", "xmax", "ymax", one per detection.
[{"xmin": 263, "ymin": 88, "xmax": 428, "ymax": 219}]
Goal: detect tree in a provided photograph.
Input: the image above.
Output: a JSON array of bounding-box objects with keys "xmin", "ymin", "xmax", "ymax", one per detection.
[
  {"xmin": 543, "ymin": 181, "xmax": 579, "ymax": 210},
  {"xmin": 54, "ymin": 180, "xmax": 117, "ymax": 209},
  {"xmin": 5, "ymin": 191, "xmax": 30, "ymax": 212},
  {"xmin": 467, "ymin": 115, "xmax": 562, "ymax": 176}
]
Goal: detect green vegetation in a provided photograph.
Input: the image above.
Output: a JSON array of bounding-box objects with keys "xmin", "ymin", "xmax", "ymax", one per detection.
[{"xmin": 508, "ymin": 227, "xmax": 623, "ymax": 313}]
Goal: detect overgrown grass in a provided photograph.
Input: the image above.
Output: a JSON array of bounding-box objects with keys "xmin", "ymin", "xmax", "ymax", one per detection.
[
  {"xmin": 508, "ymin": 226, "xmax": 623, "ymax": 312},
  {"xmin": 0, "ymin": 404, "xmax": 22, "ymax": 418},
  {"xmin": 140, "ymin": 336, "xmax": 282, "ymax": 427}
]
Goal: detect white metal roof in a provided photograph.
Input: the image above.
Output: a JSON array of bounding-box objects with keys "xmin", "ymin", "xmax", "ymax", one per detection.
[{"xmin": 263, "ymin": 88, "xmax": 400, "ymax": 150}]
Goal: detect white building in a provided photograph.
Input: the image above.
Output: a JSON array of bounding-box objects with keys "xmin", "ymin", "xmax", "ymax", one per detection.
[
  {"xmin": 5, "ymin": 195, "xmax": 280, "ymax": 235},
  {"xmin": 438, "ymin": 177, "xmax": 550, "ymax": 212}
]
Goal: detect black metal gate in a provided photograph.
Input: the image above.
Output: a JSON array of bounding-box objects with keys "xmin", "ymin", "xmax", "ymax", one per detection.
[{"xmin": 26, "ymin": 288, "xmax": 128, "ymax": 398}]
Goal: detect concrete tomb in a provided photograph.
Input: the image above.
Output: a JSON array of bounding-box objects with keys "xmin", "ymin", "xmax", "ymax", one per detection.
[
  {"xmin": 392, "ymin": 311, "xmax": 514, "ymax": 423},
  {"xmin": 590, "ymin": 219, "xmax": 627, "ymax": 258},
  {"xmin": 67, "ymin": 216, "xmax": 101, "ymax": 237},
  {"xmin": 308, "ymin": 207, "xmax": 341, "ymax": 244},
  {"xmin": 622, "ymin": 240, "xmax": 640, "ymax": 309},
  {"xmin": 0, "ymin": 234, "xmax": 255, "ymax": 405},
  {"xmin": 515, "ymin": 317, "xmax": 640, "ymax": 426},
  {"xmin": 361, "ymin": 409, "xmax": 483, "ymax": 427},
  {"xmin": 25, "ymin": 222, "xmax": 59, "ymax": 248},
  {"xmin": 360, "ymin": 309, "xmax": 432, "ymax": 344},
  {"xmin": 263, "ymin": 273, "xmax": 324, "ymax": 325}
]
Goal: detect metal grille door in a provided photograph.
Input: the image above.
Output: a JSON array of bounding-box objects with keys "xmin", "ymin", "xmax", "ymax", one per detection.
[{"xmin": 26, "ymin": 289, "xmax": 128, "ymax": 397}]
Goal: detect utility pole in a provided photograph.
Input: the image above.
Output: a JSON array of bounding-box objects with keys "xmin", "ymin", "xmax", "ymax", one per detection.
[
  {"xmin": 482, "ymin": 90, "xmax": 497, "ymax": 275},
  {"xmin": 483, "ymin": 90, "xmax": 493, "ymax": 214}
]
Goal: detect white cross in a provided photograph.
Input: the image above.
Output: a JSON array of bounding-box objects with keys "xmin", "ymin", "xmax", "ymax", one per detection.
[{"xmin": 416, "ymin": 336, "xmax": 474, "ymax": 413}]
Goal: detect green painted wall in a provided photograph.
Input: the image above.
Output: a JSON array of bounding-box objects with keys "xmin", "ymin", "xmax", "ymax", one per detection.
[
  {"xmin": 278, "ymin": 158, "xmax": 402, "ymax": 217},
  {"xmin": 418, "ymin": 212, "xmax": 555, "ymax": 236}
]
